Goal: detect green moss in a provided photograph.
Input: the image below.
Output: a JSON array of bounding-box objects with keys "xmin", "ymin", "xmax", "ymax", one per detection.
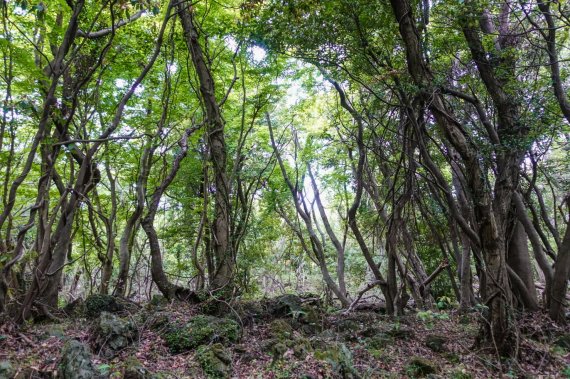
[
  {"xmin": 315, "ymin": 342, "xmax": 357, "ymax": 378},
  {"xmin": 164, "ymin": 315, "xmax": 240, "ymax": 353},
  {"xmin": 84, "ymin": 294, "xmax": 121, "ymax": 318},
  {"xmin": 269, "ymin": 319, "xmax": 293, "ymax": 340},
  {"xmin": 405, "ymin": 356, "xmax": 438, "ymax": 377},
  {"xmin": 450, "ymin": 368, "xmax": 473, "ymax": 379},
  {"xmin": 196, "ymin": 343, "xmax": 232, "ymax": 379}
]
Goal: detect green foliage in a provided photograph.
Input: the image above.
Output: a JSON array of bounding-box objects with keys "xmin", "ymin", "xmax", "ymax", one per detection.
[
  {"xmin": 436, "ymin": 296, "xmax": 453, "ymax": 310},
  {"xmin": 417, "ymin": 310, "xmax": 449, "ymax": 329}
]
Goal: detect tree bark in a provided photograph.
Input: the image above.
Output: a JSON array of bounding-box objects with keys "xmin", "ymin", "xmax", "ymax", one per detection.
[{"xmin": 178, "ymin": 3, "xmax": 233, "ymax": 290}]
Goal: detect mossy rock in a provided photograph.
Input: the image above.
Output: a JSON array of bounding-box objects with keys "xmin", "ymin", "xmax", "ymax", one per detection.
[
  {"xmin": 84, "ymin": 294, "xmax": 123, "ymax": 318},
  {"xmin": 271, "ymin": 342, "xmax": 288, "ymax": 363},
  {"xmin": 387, "ymin": 326, "xmax": 414, "ymax": 340},
  {"xmin": 269, "ymin": 319, "xmax": 294, "ymax": 340},
  {"xmin": 314, "ymin": 342, "xmax": 358, "ymax": 378},
  {"xmin": 269, "ymin": 294, "xmax": 303, "ymax": 317},
  {"xmin": 360, "ymin": 327, "xmax": 379, "ymax": 338},
  {"xmin": 63, "ymin": 298, "xmax": 84, "ymax": 317},
  {"xmin": 302, "ymin": 306, "xmax": 320, "ymax": 322},
  {"xmin": 336, "ymin": 319, "xmax": 360, "ymax": 333},
  {"xmin": 444, "ymin": 352, "xmax": 461, "ymax": 364},
  {"xmin": 405, "ymin": 356, "xmax": 438, "ymax": 377},
  {"xmin": 41, "ymin": 324, "xmax": 66, "ymax": 340},
  {"xmin": 123, "ymin": 356, "xmax": 157, "ymax": 379},
  {"xmin": 293, "ymin": 337, "xmax": 312, "ymax": 359},
  {"xmin": 425, "ymin": 334, "xmax": 447, "ymax": 352},
  {"xmin": 92, "ymin": 312, "xmax": 138, "ymax": 358},
  {"xmin": 59, "ymin": 340, "xmax": 100, "ymax": 379},
  {"xmin": 164, "ymin": 315, "xmax": 240, "ymax": 353},
  {"xmin": 235, "ymin": 300, "xmax": 266, "ymax": 324},
  {"xmin": 196, "ymin": 343, "xmax": 232, "ymax": 379}
]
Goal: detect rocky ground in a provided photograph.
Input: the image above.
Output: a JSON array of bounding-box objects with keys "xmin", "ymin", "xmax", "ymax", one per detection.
[{"xmin": 0, "ymin": 294, "xmax": 569, "ymax": 378}]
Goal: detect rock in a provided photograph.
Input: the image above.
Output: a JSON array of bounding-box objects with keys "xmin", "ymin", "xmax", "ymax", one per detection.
[
  {"xmin": 405, "ymin": 356, "xmax": 437, "ymax": 377},
  {"xmin": 425, "ymin": 334, "xmax": 447, "ymax": 352},
  {"xmin": 271, "ymin": 342, "xmax": 287, "ymax": 363},
  {"xmin": 0, "ymin": 360, "xmax": 14, "ymax": 379},
  {"xmin": 270, "ymin": 294, "xmax": 303, "ymax": 318},
  {"xmin": 233, "ymin": 344, "xmax": 248, "ymax": 354},
  {"xmin": 235, "ymin": 300, "xmax": 266, "ymax": 325},
  {"xmin": 314, "ymin": 342, "xmax": 357, "ymax": 378},
  {"xmin": 196, "ymin": 343, "xmax": 232, "ymax": 378},
  {"xmin": 299, "ymin": 306, "xmax": 321, "ymax": 328},
  {"xmin": 269, "ymin": 319, "xmax": 293, "ymax": 340},
  {"xmin": 84, "ymin": 294, "xmax": 123, "ymax": 318},
  {"xmin": 387, "ymin": 326, "xmax": 414, "ymax": 339},
  {"xmin": 554, "ymin": 334, "xmax": 570, "ymax": 350},
  {"xmin": 42, "ymin": 324, "xmax": 65, "ymax": 340},
  {"xmin": 92, "ymin": 311, "xmax": 138, "ymax": 358},
  {"xmin": 360, "ymin": 327, "xmax": 378, "ymax": 338},
  {"xmin": 260, "ymin": 338, "xmax": 278, "ymax": 351},
  {"xmin": 63, "ymin": 298, "xmax": 84, "ymax": 316},
  {"xmin": 292, "ymin": 337, "xmax": 312, "ymax": 359},
  {"xmin": 59, "ymin": 340, "xmax": 100, "ymax": 379},
  {"xmin": 336, "ymin": 319, "xmax": 360, "ymax": 333},
  {"xmin": 164, "ymin": 315, "xmax": 240, "ymax": 353},
  {"xmin": 123, "ymin": 356, "xmax": 156, "ymax": 379},
  {"xmin": 310, "ymin": 336, "xmax": 329, "ymax": 351}
]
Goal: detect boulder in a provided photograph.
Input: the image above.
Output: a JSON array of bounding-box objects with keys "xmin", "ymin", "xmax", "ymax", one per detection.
[
  {"xmin": 196, "ymin": 343, "xmax": 232, "ymax": 378},
  {"xmin": 84, "ymin": 294, "xmax": 123, "ymax": 318},
  {"xmin": 314, "ymin": 342, "xmax": 357, "ymax": 378},
  {"xmin": 387, "ymin": 325, "xmax": 414, "ymax": 340},
  {"xmin": 92, "ymin": 311, "xmax": 138, "ymax": 358},
  {"xmin": 292, "ymin": 337, "xmax": 312, "ymax": 359},
  {"xmin": 336, "ymin": 319, "xmax": 360, "ymax": 333},
  {"xmin": 164, "ymin": 315, "xmax": 240, "ymax": 353},
  {"xmin": 269, "ymin": 319, "xmax": 293, "ymax": 340},
  {"xmin": 270, "ymin": 294, "xmax": 303, "ymax": 318},
  {"xmin": 59, "ymin": 340, "xmax": 100, "ymax": 379},
  {"xmin": 425, "ymin": 334, "xmax": 447, "ymax": 352},
  {"xmin": 271, "ymin": 342, "xmax": 288, "ymax": 363},
  {"xmin": 123, "ymin": 356, "xmax": 156, "ymax": 379},
  {"xmin": 405, "ymin": 356, "xmax": 438, "ymax": 377},
  {"xmin": 42, "ymin": 324, "xmax": 65, "ymax": 340}
]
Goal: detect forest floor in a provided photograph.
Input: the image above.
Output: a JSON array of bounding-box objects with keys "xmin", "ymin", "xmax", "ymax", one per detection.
[{"xmin": 1, "ymin": 295, "xmax": 569, "ymax": 378}]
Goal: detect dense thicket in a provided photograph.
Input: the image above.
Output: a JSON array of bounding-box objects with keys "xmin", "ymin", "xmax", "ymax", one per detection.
[{"xmin": 0, "ymin": 0, "xmax": 569, "ymax": 358}]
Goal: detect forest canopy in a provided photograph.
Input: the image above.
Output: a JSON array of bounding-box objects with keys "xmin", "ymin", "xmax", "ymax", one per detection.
[{"xmin": 0, "ymin": 0, "xmax": 570, "ymax": 377}]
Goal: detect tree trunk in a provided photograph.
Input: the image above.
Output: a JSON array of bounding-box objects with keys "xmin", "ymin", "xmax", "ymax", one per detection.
[
  {"xmin": 549, "ymin": 200, "xmax": 570, "ymax": 323},
  {"xmin": 178, "ymin": 4, "xmax": 233, "ymax": 290},
  {"xmin": 507, "ymin": 221, "xmax": 539, "ymax": 310}
]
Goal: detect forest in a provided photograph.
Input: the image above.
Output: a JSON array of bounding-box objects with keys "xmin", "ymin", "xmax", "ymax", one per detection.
[{"xmin": 0, "ymin": 0, "xmax": 569, "ymax": 377}]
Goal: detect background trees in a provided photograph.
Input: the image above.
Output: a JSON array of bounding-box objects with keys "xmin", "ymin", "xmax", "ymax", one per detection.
[{"xmin": 0, "ymin": 0, "xmax": 568, "ymax": 358}]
